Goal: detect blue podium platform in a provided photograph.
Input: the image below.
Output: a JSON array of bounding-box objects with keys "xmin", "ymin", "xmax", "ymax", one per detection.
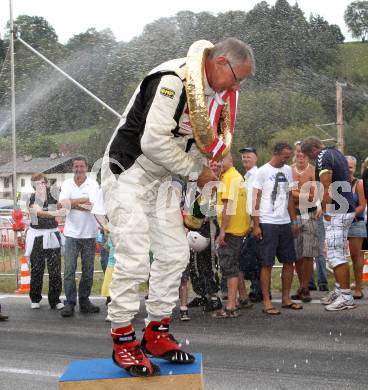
[{"xmin": 59, "ymin": 353, "xmax": 203, "ymax": 390}]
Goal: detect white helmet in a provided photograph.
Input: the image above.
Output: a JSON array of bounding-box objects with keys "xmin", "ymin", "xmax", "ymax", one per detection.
[{"xmin": 187, "ymin": 231, "xmax": 210, "ymax": 252}]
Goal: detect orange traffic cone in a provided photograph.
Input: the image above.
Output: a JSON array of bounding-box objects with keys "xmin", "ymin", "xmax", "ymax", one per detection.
[
  {"xmin": 16, "ymin": 256, "xmax": 31, "ymax": 294},
  {"xmin": 362, "ymin": 253, "xmax": 368, "ymax": 282}
]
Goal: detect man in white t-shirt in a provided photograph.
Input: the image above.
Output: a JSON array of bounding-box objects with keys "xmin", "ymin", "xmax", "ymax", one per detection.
[
  {"xmin": 253, "ymin": 142, "xmax": 301, "ymax": 315},
  {"xmin": 59, "ymin": 157, "xmax": 99, "ymax": 317}
]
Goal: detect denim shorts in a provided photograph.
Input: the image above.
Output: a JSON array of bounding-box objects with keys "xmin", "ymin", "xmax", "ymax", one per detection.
[
  {"xmin": 348, "ymin": 220, "xmax": 367, "ymax": 238},
  {"xmin": 256, "ymin": 223, "xmax": 296, "ymax": 266}
]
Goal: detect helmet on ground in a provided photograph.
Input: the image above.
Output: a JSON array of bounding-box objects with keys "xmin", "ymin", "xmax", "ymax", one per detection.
[{"xmin": 187, "ymin": 231, "xmax": 210, "ymax": 252}]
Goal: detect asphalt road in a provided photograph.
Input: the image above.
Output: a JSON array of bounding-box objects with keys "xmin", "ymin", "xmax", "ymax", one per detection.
[{"xmin": 0, "ymin": 292, "xmax": 367, "ymax": 390}]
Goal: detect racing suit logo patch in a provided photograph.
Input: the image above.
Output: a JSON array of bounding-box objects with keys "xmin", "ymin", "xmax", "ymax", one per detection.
[{"xmin": 160, "ymin": 87, "xmax": 175, "ymax": 99}]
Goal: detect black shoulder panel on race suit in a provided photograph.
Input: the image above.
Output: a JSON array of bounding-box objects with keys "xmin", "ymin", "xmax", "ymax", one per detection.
[{"xmin": 109, "ymin": 71, "xmax": 187, "ymax": 175}]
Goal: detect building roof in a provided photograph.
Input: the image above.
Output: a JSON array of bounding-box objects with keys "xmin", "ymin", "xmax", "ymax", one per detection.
[{"xmin": 0, "ymin": 156, "xmax": 74, "ymax": 175}]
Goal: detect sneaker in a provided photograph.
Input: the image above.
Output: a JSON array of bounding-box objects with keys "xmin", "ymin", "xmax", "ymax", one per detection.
[
  {"xmin": 79, "ymin": 300, "xmax": 100, "ymax": 313},
  {"xmin": 188, "ymin": 297, "xmax": 207, "ymax": 308},
  {"xmin": 112, "ymin": 325, "xmax": 160, "ymax": 377},
  {"xmin": 60, "ymin": 303, "xmax": 75, "ymax": 317},
  {"xmin": 141, "ymin": 318, "xmax": 195, "ymax": 363},
  {"xmin": 180, "ymin": 309, "xmax": 190, "ymax": 321},
  {"xmin": 31, "ymin": 302, "xmax": 40, "ymax": 309},
  {"xmin": 291, "ymin": 288, "xmax": 312, "ymax": 303},
  {"xmin": 0, "ymin": 312, "xmax": 8, "ymax": 321},
  {"xmin": 55, "ymin": 302, "xmax": 65, "ymax": 310},
  {"xmin": 325, "ymin": 294, "xmax": 357, "ymax": 311},
  {"xmin": 237, "ymin": 299, "xmax": 253, "ymax": 310},
  {"xmin": 203, "ymin": 296, "xmax": 222, "ymax": 312},
  {"xmin": 320, "ymin": 288, "xmax": 340, "ymax": 305}
]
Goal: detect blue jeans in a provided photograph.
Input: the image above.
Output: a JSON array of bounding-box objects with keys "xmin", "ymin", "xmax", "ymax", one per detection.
[
  {"xmin": 64, "ymin": 237, "xmax": 96, "ymax": 305},
  {"xmin": 309, "ymin": 217, "xmax": 328, "ymax": 288}
]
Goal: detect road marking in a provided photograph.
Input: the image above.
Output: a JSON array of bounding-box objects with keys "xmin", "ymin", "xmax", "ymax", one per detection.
[
  {"xmin": 0, "ymin": 367, "xmax": 61, "ymax": 377},
  {"xmin": 0, "ymin": 295, "xmax": 324, "ymax": 304},
  {"xmin": 0, "ymin": 294, "xmax": 106, "ymax": 300},
  {"xmin": 272, "ymin": 298, "xmax": 323, "ymax": 304}
]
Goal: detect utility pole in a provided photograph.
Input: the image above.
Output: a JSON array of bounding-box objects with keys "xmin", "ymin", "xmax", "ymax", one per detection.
[
  {"xmin": 336, "ymin": 81, "xmax": 345, "ymax": 153},
  {"xmin": 9, "ymin": 0, "xmax": 19, "ymax": 289}
]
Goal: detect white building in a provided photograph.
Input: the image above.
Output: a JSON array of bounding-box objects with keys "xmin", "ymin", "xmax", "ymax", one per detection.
[{"xmin": 0, "ymin": 155, "xmax": 77, "ymax": 206}]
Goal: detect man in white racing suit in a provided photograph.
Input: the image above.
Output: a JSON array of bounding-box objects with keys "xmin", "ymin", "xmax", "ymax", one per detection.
[{"xmin": 101, "ymin": 38, "xmax": 255, "ymax": 377}]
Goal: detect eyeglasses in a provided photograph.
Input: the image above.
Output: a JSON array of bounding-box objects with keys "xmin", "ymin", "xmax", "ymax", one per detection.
[{"xmin": 225, "ymin": 59, "xmax": 244, "ymax": 86}]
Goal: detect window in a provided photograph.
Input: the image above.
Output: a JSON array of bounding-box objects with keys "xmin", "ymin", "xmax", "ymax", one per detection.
[
  {"xmin": 4, "ymin": 177, "xmax": 10, "ymax": 188},
  {"xmin": 21, "ymin": 178, "xmax": 25, "ymax": 187}
]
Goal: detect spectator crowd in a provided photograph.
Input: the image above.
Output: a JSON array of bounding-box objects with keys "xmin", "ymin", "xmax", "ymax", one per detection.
[{"xmin": 2, "ymin": 138, "xmax": 367, "ymax": 322}]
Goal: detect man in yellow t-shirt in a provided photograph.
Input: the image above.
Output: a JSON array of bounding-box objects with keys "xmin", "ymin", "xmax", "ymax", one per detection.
[{"xmin": 215, "ymin": 154, "xmax": 251, "ymax": 318}]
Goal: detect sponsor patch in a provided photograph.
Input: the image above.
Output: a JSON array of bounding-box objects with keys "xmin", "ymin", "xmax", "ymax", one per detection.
[{"xmin": 160, "ymin": 87, "xmax": 175, "ymax": 99}]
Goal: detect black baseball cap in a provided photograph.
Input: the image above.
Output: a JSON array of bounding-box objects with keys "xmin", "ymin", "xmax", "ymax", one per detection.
[{"xmin": 239, "ymin": 147, "xmax": 257, "ymax": 155}]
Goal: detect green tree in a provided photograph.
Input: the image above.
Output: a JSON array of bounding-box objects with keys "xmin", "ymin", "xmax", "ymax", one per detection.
[
  {"xmin": 18, "ymin": 134, "xmax": 59, "ymax": 157},
  {"xmin": 345, "ymin": 107, "xmax": 368, "ymax": 166},
  {"xmin": 344, "ymin": 1, "xmax": 368, "ymax": 42},
  {"xmin": 0, "ymin": 35, "xmax": 5, "ymax": 61},
  {"xmin": 306, "ymin": 15, "xmax": 342, "ymax": 70},
  {"xmin": 234, "ymin": 88, "xmax": 326, "ymax": 147}
]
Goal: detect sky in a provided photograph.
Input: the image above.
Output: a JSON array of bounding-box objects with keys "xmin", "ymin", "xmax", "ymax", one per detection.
[{"xmin": 0, "ymin": 0, "xmax": 356, "ymax": 44}]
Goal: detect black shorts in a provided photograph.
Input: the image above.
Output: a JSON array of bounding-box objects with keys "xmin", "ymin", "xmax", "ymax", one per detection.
[
  {"xmin": 256, "ymin": 223, "xmax": 296, "ymax": 266},
  {"xmin": 239, "ymin": 233, "xmax": 261, "ymax": 280},
  {"xmin": 218, "ymin": 233, "xmax": 244, "ymax": 278}
]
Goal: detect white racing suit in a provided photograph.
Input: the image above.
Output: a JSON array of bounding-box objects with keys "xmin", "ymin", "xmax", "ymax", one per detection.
[{"xmin": 102, "ymin": 58, "xmax": 212, "ymax": 326}]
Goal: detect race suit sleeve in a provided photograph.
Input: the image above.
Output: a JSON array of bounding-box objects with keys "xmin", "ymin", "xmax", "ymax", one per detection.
[{"xmin": 140, "ymin": 74, "xmax": 202, "ymax": 177}]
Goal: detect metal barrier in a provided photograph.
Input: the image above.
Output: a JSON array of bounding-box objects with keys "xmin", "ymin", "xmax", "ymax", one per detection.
[{"xmin": 0, "ymin": 227, "xmax": 25, "ymax": 273}]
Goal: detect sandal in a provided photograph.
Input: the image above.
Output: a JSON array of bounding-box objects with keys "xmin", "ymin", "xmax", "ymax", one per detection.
[
  {"xmin": 213, "ymin": 308, "xmax": 240, "ymax": 318},
  {"xmin": 281, "ymin": 302, "xmax": 303, "ymax": 310},
  {"xmin": 262, "ymin": 307, "xmax": 281, "ymax": 315},
  {"xmin": 353, "ymin": 292, "xmax": 364, "ymax": 300}
]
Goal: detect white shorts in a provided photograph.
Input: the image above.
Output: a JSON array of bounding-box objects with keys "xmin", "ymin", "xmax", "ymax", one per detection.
[{"xmin": 323, "ymin": 212, "xmax": 355, "ymax": 268}]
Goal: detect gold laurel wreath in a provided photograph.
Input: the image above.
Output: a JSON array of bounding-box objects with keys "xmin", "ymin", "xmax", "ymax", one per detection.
[{"xmin": 186, "ymin": 40, "xmax": 233, "ymax": 160}]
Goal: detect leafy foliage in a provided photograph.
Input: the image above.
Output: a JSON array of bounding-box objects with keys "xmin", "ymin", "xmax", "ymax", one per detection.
[
  {"xmin": 344, "ymin": 1, "xmax": 368, "ymax": 42},
  {"xmin": 17, "ymin": 133, "xmax": 59, "ymax": 157},
  {"xmin": 0, "ymin": 2, "xmax": 366, "ymax": 167}
]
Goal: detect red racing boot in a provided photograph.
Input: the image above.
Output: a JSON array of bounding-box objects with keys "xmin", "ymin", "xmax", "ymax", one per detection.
[
  {"xmin": 111, "ymin": 324, "xmax": 160, "ymax": 377},
  {"xmin": 141, "ymin": 318, "xmax": 195, "ymax": 363}
]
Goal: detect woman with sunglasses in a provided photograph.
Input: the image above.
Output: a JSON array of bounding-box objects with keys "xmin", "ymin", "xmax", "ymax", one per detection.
[{"xmin": 26, "ymin": 173, "xmax": 66, "ymax": 310}]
